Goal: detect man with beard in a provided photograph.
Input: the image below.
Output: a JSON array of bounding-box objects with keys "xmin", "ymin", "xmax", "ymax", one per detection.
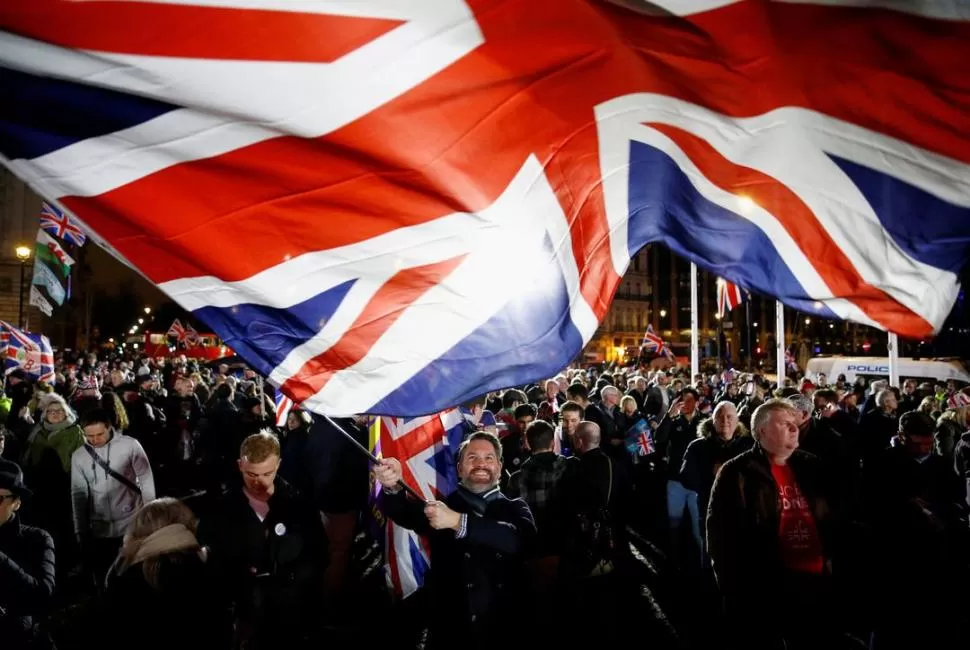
[{"xmin": 375, "ymin": 432, "xmax": 536, "ymax": 650}]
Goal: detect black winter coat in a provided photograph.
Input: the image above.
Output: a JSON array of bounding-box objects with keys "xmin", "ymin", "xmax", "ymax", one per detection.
[
  {"xmin": 679, "ymin": 419, "xmax": 753, "ymax": 512},
  {"xmin": 382, "ymin": 486, "xmax": 535, "ymax": 650},
  {"xmin": 0, "ymin": 515, "xmax": 55, "ymax": 649},
  {"xmin": 707, "ymin": 446, "xmax": 835, "ymax": 614},
  {"xmin": 197, "ymin": 479, "xmax": 328, "ymax": 633}
]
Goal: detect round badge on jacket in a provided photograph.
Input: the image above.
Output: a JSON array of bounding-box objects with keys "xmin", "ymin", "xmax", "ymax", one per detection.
[{"xmin": 274, "ymin": 523, "xmax": 287, "ymax": 536}]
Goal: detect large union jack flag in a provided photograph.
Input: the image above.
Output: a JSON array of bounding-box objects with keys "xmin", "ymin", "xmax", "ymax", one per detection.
[
  {"xmin": 1, "ymin": 1, "xmax": 969, "ymax": 416},
  {"xmin": 367, "ymin": 408, "xmax": 468, "ymax": 598}
]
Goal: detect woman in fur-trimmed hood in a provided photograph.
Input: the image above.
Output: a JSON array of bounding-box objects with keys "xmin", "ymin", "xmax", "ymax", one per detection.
[
  {"xmin": 697, "ymin": 415, "xmax": 750, "ymax": 440},
  {"xmin": 680, "ymin": 402, "xmax": 754, "ymax": 517}
]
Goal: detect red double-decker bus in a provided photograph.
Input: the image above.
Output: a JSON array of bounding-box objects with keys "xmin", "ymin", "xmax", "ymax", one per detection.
[{"xmin": 126, "ymin": 331, "xmax": 235, "ymax": 361}]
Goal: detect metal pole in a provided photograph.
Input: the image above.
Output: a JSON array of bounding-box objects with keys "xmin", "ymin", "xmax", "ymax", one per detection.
[
  {"xmin": 887, "ymin": 331, "xmax": 899, "ymax": 387},
  {"xmin": 745, "ymin": 300, "xmax": 753, "ymax": 372},
  {"xmin": 716, "ymin": 318, "xmax": 722, "ymax": 373},
  {"xmin": 775, "ymin": 300, "xmax": 786, "ymax": 385},
  {"xmin": 18, "ymin": 262, "xmax": 25, "ymax": 329},
  {"xmin": 690, "ymin": 262, "xmax": 699, "ymax": 379}
]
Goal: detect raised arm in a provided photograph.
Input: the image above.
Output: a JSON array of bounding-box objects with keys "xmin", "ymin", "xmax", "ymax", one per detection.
[{"xmin": 375, "ymin": 458, "xmax": 431, "ymax": 534}]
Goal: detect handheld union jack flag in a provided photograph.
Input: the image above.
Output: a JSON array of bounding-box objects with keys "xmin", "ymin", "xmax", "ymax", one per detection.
[
  {"xmin": 624, "ymin": 419, "xmax": 656, "ymax": 457},
  {"xmin": 0, "ymin": 321, "xmax": 55, "ymax": 384},
  {"xmin": 641, "ymin": 325, "xmax": 674, "ymax": 361},
  {"xmin": 2, "ymin": 1, "xmax": 970, "ymax": 417},
  {"xmin": 367, "ymin": 408, "xmax": 468, "ymax": 599},
  {"xmin": 38, "ymin": 202, "xmax": 86, "ymax": 247},
  {"xmin": 717, "ymin": 277, "xmax": 747, "ymax": 319}
]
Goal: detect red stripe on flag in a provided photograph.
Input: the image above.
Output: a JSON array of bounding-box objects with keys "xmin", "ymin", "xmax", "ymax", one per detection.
[
  {"xmin": 0, "ymin": 0, "xmax": 402, "ymax": 63},
  {"xmin": 54, "ymin": 0, "xmax": 970, "ymax": 329},
  {"xmin": 647, "ymin": 122, "xmax": 934, "ymax": 338},
  {"xmin": 607, "ymin": 0, "xmax": 970, "ymax": 164},
  {"xmin": 381, "ymin": 417, "xmax": 445, "ymax": 498},
  {"xmin": 281, "ymin": 256, "xmax": 466, "ymax": 402}
]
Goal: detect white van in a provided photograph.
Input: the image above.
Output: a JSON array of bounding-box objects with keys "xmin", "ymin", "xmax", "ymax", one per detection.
[{"xmin": 804, "ymin": 356, "xmax": 970, "ymax": 387}]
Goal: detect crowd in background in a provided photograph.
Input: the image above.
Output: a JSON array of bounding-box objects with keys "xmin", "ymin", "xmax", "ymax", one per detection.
[{"xmin": 1, "ymin": 349, "xmax": 968, "ymax": 649}]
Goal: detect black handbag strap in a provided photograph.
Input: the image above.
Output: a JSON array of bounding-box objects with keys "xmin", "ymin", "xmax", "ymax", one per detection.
[{"xmin": 83, "ymin": 444, "xmax": 141, "ymax": 495}]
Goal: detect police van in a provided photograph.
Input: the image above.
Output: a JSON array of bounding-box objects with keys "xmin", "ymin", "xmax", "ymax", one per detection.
[{"xmin": 804, "ymin": 356, "xmax": 970, "ymax": 387}]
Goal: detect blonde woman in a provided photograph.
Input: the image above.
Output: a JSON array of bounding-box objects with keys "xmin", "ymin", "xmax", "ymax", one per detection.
[
  {"xmin": 615, "ymin": 394, "xmax": 643, "ymax": 439},
  {"xmin": 936, "ymin": 406, "xmax": 968, "ymax": 465},
  {"xmin": 104, "ymin": 498, "xmax": 226, "ymax": 650},
  {"xmin": 918, "ymin": 395, "xmax": 940, "ymax": 419},
  {"xmin": 100, "ymin": 391, "xmax": 130, "ymax": 432}
]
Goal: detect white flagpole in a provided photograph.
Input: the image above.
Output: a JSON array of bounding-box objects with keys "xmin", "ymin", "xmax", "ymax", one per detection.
[
  {"xmin": 690, "ymin": 262, "xmax": 699, "ymax": 379},
  {"xmin": 775, "ymin": 300, "xmax": 785, "ymax": 384},
  {"xmin": 888, "ymin": 331, "xmax": 899, "ymax": 388}
]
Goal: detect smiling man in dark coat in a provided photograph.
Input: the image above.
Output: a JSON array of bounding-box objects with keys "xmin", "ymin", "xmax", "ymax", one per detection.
[{"xmin": 375, "ymin": 431, "xmax": 535, "ymax": 650}]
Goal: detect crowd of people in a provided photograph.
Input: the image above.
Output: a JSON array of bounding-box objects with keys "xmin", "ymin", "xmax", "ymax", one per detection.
[{"xmin": 1, "ymin": 350, "xmax": 969, "ymax": 649}]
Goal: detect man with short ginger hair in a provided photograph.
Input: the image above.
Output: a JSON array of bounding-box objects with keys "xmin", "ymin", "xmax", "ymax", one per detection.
[
  {"xmin": 198, "ymin": 430, "xmax": 328, "ymax": 648},
  {"xmin": 238, "ymin": 431, "xmax": 281, "ymax": 508}
]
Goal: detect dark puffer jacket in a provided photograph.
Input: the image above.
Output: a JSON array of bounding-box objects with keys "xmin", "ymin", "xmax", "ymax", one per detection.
[
  {"xmin": 383, "ymin": 486, "xmax": 536, "ymax": 650},
  {"xmin": 0, "ymin": 514, "xmax": 55, "ymax": 648}
]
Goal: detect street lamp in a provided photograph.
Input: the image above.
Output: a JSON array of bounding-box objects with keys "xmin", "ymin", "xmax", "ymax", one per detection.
[
  {"xmin": 144, "ymin": 307, "xmax": 151, "ymax": 314},
  {"xmin": 15, "ymin": 245, "xmax": 31, "ymax": 328}
]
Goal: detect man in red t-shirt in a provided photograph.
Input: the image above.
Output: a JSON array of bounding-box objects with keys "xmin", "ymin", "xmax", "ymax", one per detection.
[
  {"xmin": 770, "ymin": 462, "xmax": 824, "ymax": 574},
  {"xmin": 707, "ymin": 399, "xmax": 836, "ymax": 650}
]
